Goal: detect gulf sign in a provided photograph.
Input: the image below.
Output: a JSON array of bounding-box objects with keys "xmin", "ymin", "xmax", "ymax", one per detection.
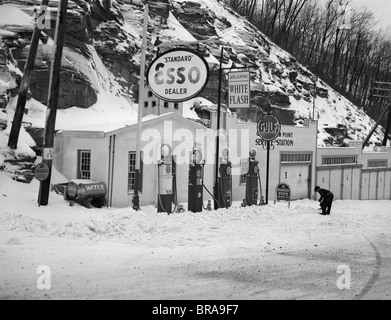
[
  {"xmin": 147, "ymin": 49, "xmax": 209, "ymax": 102},
  {"xmin": 257, "ymin": 114, "xmax": 281, "ymax": 142}
]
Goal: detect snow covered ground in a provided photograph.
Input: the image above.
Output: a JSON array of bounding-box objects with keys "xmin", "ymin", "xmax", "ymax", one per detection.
[{"xmin": 0, "ymin": 170, "xmax": 390, "ymax": 300}]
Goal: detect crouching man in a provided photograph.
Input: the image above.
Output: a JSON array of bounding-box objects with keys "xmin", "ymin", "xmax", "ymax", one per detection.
[{"xmin": 314, "ymin": 186, "xmax": 334, "ymax": 215}]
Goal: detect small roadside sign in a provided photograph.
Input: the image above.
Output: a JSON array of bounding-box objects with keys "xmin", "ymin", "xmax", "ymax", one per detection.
[
  {"xmin": 274, "ymin": 182, "xmax": 291, "ymax": 207},
  {"xmin": 43, "ymin": 148, "xmax": 53, "ymax": 160},
  {"xmin": 34, "ymin": 163, "xmax": 50, "ymax": 181}
]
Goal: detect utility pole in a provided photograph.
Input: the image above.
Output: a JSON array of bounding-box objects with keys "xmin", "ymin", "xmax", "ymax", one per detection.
[
  {"xmin": 8, "ymin": 0, "xmax": 50, "ymax": 150},
  {"xmin": 374, "ymin": 82, "xmax": 391, "ymax": 146},
  {"xmin": 332, "ymin": 1, "xmax": 351, "ymax": 80},
  {"xmin": 38, "ymin": 0, "xmax": 69, "ymax": 206},
  {"xmin": 310, "ymin": 75, "xmax": 318, "ymax": 120},
  {"xmin": 362, "ymin": 81, "xmax": 391, "ymax": 149},
  {"xmin": 133, "ymin": 1, "xmax": 149, "ymax": 211},
  {"xmin": 383, "ymin": 109, "xmax": 391, "ymax": 146}
]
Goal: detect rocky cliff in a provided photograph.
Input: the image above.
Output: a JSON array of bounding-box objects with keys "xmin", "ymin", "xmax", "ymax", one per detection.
[{"xmin": 0, "ymin": 0, "xmax": 386, "ymax": 181}]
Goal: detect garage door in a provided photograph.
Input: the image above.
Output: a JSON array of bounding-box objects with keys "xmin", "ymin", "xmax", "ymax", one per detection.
[
  {"xmin": 280, "ymin": 164, "xmax": 310, "ymax": 200},
  {"xmin": 342, "ymin": 167, "xmax": 353, "ymax": 200}
]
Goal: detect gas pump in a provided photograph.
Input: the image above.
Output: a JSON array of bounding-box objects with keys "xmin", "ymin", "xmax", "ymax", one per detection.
[
  {"xmin": 157, "ymin": 144, "xmax": 177, "ymax": 214},
  {"xmin": 217, "ymin": 148, "xmax": 232, "ymax": 209},
  {"xmin": 188, "ymin": 147, "xmax": 205, "ymax": 213},
  {"xmin": 245, "ymin": 148, "xmax": 263, "ymax": 206}
]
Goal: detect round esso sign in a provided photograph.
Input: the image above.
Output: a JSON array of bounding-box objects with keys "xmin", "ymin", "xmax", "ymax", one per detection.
[{"xmin": 147, "ymin": 49, "xmax": 209, "ymax": 102}]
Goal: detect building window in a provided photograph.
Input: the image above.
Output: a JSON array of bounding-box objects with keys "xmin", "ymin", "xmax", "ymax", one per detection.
[
  {"xmin": 78, "ymin": 150, "xmax": 91, "ymax": 180},
  {"xmin": 152, "ymin": 100, "xmax": 157, "ymax": 107},
  {"xmin": 144, "ymin": 101, "xmax": 148, "ymax": 108},
  {"xmin": 368, "ymin": 159, "xmax": 388, "ymax": 168},
  {"xmin": 164, "ymin": 102, "xmax": 169, "ymax": 108},
  {"xmin": 174, "ymin": 103, "xmax": 179, "ymax": 110},
  {"xmin": 128, "ymin": 152, "xmax": 143, "ymax": 194},
  {"xmin": 281, "ymin": 153, "xmax": 312, "ymax": 163},
  {"xmin": 240, "ymin": 159, "xmax": 249, "ymax": 185},
  {"xmin": 322, "ymin": 156, "xmax": 357, "ymax": 166},
  {"xmin": 148, "ymin": 91, "xmax": 153, "ymax": 97}
]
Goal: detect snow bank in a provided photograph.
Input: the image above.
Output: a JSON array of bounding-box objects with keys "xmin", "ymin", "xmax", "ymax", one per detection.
[{"xmin": 1, "ymin": 175, "xmax": 390, "ymax": 247}]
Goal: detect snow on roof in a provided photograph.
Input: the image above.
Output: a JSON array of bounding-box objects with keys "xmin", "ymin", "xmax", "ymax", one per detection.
[
  {"xmin": 58, "ymin": 112, "xmax": 208, "ymax": 135},
  {"xmin": 60, "ymin": 114, "xmax": 156, "ymax": 133}
]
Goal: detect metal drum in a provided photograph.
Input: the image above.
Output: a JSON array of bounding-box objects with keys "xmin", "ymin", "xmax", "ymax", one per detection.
[{"xmin": 67, "ymin": 180, "xmax": 107, "ymax": 199}]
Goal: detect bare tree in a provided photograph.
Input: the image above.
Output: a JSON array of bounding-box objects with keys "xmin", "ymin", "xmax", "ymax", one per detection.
[{"xmin": 225, "ymin": 0, "xmax": 391, "ymax": 119}]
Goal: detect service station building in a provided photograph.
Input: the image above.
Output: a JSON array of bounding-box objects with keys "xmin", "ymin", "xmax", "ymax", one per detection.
[
  {"xmin": 52, "ymin": 48, "xmax": 391, "ymax": 209},
  {"xmin": 53, "ymin": 108, "xmax": 391, "ymax": 209}
]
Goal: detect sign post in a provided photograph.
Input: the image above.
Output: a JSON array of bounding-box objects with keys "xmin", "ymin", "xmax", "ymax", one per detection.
[
  {"xmin": 133, "ymin": 2, "xmax": 149, "ymax": 211},
  {"xmin": 257, "ymin": 113, "xmax": 281, "ymax": 204},
  {"xmin": 214, "ymin": 47, "xmax": 224, "ymax": 210},
  {"xmin": 38, "ymin": 0, "xmax": 68, "ymax": 206},
  {"xmin": 146, "ymin": 47, "xmax": 210, "ymax": 210}
]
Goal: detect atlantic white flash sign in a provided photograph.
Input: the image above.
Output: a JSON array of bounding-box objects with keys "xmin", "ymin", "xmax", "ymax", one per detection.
[{"xmin": 228, "ymin": 70, "xmax": 250, "ymax": 109}]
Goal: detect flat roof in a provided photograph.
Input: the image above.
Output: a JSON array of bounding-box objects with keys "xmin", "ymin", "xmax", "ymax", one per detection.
[
  {"xmin": 60, "ymin": 114, "xmax": 159, "ymax": 133},
  {"xmin": 56, "ymin": 113, "xmax": 212, "ymax": 138}
]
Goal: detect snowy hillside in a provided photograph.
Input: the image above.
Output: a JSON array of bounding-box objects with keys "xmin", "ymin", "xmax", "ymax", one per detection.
[{"xmin": 0, "ymin": 0, "xmax": 387, "ymax": 181}]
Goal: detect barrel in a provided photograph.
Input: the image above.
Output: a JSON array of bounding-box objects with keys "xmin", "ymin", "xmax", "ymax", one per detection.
[{"xmin": 67, "ymin": 180, "xmax": 107, "ymax": 199}]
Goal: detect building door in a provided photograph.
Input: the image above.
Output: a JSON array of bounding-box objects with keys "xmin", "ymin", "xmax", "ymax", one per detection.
[
  {"xmin": 317, "ymin": 168, "xmax": 331, "ymax": 191},
  {"xmin": 361, "ymin": 171, "xmax": 370, "ymax": 200},
  {"xmin": 377, "ymin": 170, "xmax": 386, "ymax": 200},
  {"xmin": 368, "ymin": 171, "xmax": 378, "ymax": 200},
  {"xmin": 329, "ymin": 168, "xmax": 342, "ymax": 200},
  {"xmin": 342, "ymin": 167, "xmax": 353, "ymax": 200},
  {"xmin": 386, "ymin": 171, "xmax": 391, "ymax": 200},
  {"xmin": 280, "ymin": 165, "xmax": 310, "ymax": 200}
]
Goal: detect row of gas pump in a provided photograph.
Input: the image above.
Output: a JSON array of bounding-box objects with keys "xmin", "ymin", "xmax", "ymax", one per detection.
[{"xmin": 157, "ymin": 145, "xmax": 264, "ymax": 214}]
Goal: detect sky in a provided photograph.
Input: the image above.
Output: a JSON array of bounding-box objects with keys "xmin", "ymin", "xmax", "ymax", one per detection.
[{"xmin": 345, "ymin": 0, "xmax": 391, "ymax": 30}]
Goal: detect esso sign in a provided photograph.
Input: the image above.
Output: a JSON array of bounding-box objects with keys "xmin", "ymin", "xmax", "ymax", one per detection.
[
  {"xmin": 257, "ymin": 114, "xmax": 281, "ymax": 141},
  {"xmin": 147, "ymin": 49, "xmax": 209, "ymax": 102}
]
